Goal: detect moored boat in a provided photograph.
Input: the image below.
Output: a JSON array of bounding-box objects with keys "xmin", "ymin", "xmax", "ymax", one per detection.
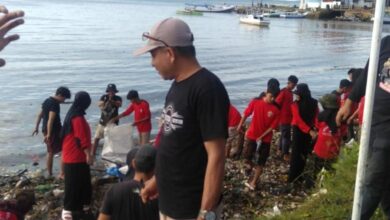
[
  {"xmin": 176, "ymin": 9, "xmax": 203, "ymax": 16},
  {"xmin": 239, "ymin": 14, "xmax": 270, "ymax": 27},
  {"xmin": 280, "ymin": 11, "xmax": 306, "ymax": 18},
  {"xmin": 185, "ymin": 3, "xmax": 235, "ymax": 13}
]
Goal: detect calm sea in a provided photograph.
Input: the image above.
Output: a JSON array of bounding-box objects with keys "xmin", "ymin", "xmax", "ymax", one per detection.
[{"xmin": 0, "ymin": 0, "xmax": 389, "ymax": 167}]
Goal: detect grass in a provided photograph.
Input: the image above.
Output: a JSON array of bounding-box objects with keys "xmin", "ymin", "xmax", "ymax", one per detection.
[{"xmin": 262, "ymin": 144, "xmax": 386, "ymax": 220}]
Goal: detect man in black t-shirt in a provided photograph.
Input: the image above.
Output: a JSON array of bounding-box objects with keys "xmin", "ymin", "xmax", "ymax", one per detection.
[
  {"xmin": 32, "ymin": 86, "xmax": 71, "ymax": 177},
  {"xmin": 98, "ymin": 145, "xmax": 158, "ymax": 220},
  {"xmin": 91, "ymin": 84, "xmax": 122, "ymax": 156},
  {"xmin": 337, "ymin": 36, "xmax": 390, "ymax": 219},
  {"xmin": 134, "ymin": 18, "xmax": 229, "ymax": 220}
]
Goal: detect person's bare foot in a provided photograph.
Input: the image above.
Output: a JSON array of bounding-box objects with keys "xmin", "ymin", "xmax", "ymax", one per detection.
[
  {"xmin": 283, "ymin": 154, "xmax": 290, "ymax": 162},
  {"xmin": 244, "ymin": 181, "xmax": 256, "ymax": 191},
  {"xmin": 57, "ymin": 172, "xmax": 64, "ymax": 180}
]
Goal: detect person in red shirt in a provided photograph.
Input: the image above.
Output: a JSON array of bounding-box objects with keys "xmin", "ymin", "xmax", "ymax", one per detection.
[
  {"xmin": 275, "ymin": 75, "xmax": 298, "ymax": 162},
  {"xmin": 307, "ymin": 94, "xmax": 342, "ymax": 188},
  {"xmin": 288, "ymin": 83, "xmax": 318, "ymax": 184},
  {"xmin": 0, "ymin": 190, "xmax": 35, "ymax": 220},
  {"xmin": 226, "ymin": 104, "xmax": 242, "ymax": 158},
  {"xmin": 237, "ymin": 87, "xmax": 280, "ymax": 190},
  {"xmin": 112, "ymin": 90, "xmax": 152, "ymax": 146},
  {"xmin": 61, "ymin": 91, "xmax": 93, "ymax": 220}
]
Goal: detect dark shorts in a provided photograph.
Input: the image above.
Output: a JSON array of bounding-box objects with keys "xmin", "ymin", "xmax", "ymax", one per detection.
[
  {"xmin": 43, "ymin": 131, "xmax": 62, "ymax": 154},
  {"xmin": 64, "ymin": 163, "xmax": 92, "ymax": 211},
  {"xmin": 242, "ymin": 138, "xmax": 271, "ymax": 166}
]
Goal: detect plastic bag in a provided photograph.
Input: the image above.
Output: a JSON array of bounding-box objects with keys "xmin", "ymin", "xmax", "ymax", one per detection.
[{"xmin": 101, "ymin": 123, "xmax": 134, "ymax": 163}]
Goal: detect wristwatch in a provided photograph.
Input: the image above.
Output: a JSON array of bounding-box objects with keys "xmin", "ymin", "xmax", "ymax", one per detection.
[{"xmin": 198, "ymin": 210, "xmax": 216, "ymax": 220}]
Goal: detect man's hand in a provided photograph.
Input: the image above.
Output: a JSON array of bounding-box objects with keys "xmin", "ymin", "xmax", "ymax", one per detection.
[
  {"xmin": 32, "ymin": 128, "xmax": 39, "ymax": 136},
  {"xmin": 140, "ymin": 176, "xmax": 158, "ymax": 203},
  {"xmin": 86, "ymin": 153, "xmax": 94, "ymax": 165},
  {"xmin": 44, "ymin": 134, "xmax": 51, "ymax": 143},
  {"xmin": 0, "ymin": 5, "xmax": 25, "ymax": 67},
  {"xmin": 336, "ymin": 99, "xmax": 353, "ymax": 126},
  {"xmin": 309, "ymin": 129, "xmax": 317, "ymax": 140}
]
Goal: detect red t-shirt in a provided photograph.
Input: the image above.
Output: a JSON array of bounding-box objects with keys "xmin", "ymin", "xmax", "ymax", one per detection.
[
  {"xmin": 275, "ymin": 87, "xmax": 293, "ymax": 125},
  {"xmin": 291, "ymin": 102, "xmax": 318, "ymax": 133},
  {"xmin": 314, "ymin": 121, "xmax": 341, "ymax": 159},
  {"xmin": 228, "ymin": 104, "xmax": 241, "ymax": 127},
  {"xmin": 122, "ymin": 100, "xmax": 152, "ymax": 133},
  {"xmin": 62, "ymin": 116, "xmax": 91, "ymax": 163},
  {"xmin": 0, "ymin": 211, "xmax": 18, "ymax": 220},
  {"xmin": 244, "ymin": 99, "xmax": 280, "ymax": 143},
  {"xmin": 358, "ymin": 96, "xmax": 365, "ymax": 126}
]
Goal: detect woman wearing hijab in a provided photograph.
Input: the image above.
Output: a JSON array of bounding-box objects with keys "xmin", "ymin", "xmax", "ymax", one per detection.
[
  {"xmin": 61, "ymin": 91, "xmax": 93, "ymax": 220},
  {"xmin": 288, "ymin": 83, "xmax": 318, "ymax": 183}
]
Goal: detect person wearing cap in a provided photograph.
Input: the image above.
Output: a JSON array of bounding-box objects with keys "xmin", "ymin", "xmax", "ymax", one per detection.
[
  {"xmin": 306, "ymin": 93, "xmax": 342, "ymax": 188},
  {"xmin": 32, "ymin": 86, "xmax": 71, "ymax": 177},
  {"xmin": 0, "ymin": 5, "xmax": 24, "ymax": 67},
  {"xmin": 98, "ymin": 145, "xmax": 159, "ymax": 220},
  {"xmin": 275, "ymin": 75, "xmax": 298, "ymax": 162},
  {"xmin": 288, "ymin": 83, "xmax": 318, "ymax": 184},
  {"xmin": 60, "ymin": 91, "xmax": 93, "ymax": 220},
  {"xmin": 134, "ymin": 18, "xmax": 229, "ymax": 220},
  {"xmin": 111, "ymin": 90, "xmax": 151, "ymax": 146},
  {"xmin": 237, "ymin": 87, "xmax": 280, "ymax": 190},
  {"xmin": 337, "ymin": 36, "xmax": 390, "ymax": 219},
  {"xmin": 91, "ymin": 84, "xmax": 122, "ymax": 156}
]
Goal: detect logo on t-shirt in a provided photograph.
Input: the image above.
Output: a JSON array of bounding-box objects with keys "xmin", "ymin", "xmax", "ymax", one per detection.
[
  {"xmin": 267, "ymin": 111, "xmax": 274, "ymax": 118},
  {"xmin": 379, "ymin": 58, "xmax": 390, "ymax": 93},
  {"xmin": 161, "ymin": 104, "xmax": 184, "ymax": 134}
]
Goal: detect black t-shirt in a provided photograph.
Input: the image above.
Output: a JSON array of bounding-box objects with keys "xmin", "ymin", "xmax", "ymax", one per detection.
[
  {"xmin": 41, "ymin": 97, "xmax": 61, "ymax": 134},
  {"xmin": 99, "ymin": 95, "xmax": 122, "ymax": 126},
  {"xmin": 100, "ymin": 180, "xmax": 159, "ymax": 220},
  {"xmin": 157, "ymin": 68, "xmax": 229, "ymax": 218}
]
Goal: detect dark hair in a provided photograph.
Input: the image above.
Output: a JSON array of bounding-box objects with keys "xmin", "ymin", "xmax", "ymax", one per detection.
[
  {"xmin": 339, "ymin": 79, "xmax": 352, "ymax": 88},
  {"xmin": 267, "ymin": 85, "xmax": 280, "ymax": 97},
  {"xmin": 56, "ymin": 86, "xmax": 71, "ymax": 99},
  {"xmin": 15, "ymin": 190, "xmax": 35, "ymax": 214},
  {"xmin": 347, "ymin": 68, "xmax": 356, "ymax": 75},
  {"xmin": 288, "ymin": 75, "xmax": 299, "ymax": 84},
  {"xmin": 173, "ymin": 46, "xmax": 196, "ymax": 58},
  {"xmin": 127, "ymin": 90, "xmax": 139, "ymax": 100},
  {"xmin": 267, "ymin": 78, "xmax": 280, "ymax": 88},
  {"xmin": 351, "ymin": 68, "xmax": 363, "ymax": 84}
]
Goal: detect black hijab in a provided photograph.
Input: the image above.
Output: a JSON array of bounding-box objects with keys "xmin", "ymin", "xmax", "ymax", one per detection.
[
  {"xmin": 294, "ymin": 83, "xmax": 318, "ymax": 127},
  {"xmin": 61, "ymin": 91, "xmax": 91, "ymax": 140}
]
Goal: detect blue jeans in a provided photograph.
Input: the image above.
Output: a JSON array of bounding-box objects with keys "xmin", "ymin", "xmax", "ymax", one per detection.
[
  {"xmin": 361, "ymin": 124, "xmax": 390, "ymax": 220},
  {"xmin": 279, "ymin": 124, "xmax": 291, "ymax": 155}
]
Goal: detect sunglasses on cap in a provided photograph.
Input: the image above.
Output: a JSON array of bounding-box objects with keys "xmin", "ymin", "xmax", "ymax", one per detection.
[{"xmin": 142, "ymin": 32, "xmax": 170, "ymax": 47}]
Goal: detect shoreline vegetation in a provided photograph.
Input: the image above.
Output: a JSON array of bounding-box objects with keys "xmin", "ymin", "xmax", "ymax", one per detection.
[{"xmin": 234, "ymin": 4, "xmax": 381, "ymax": 23}]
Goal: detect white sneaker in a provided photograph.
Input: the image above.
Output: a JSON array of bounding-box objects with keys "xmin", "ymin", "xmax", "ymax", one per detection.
[{"xmin": 62, "ymin": 209, "xmax": 72, "ymax": 220}]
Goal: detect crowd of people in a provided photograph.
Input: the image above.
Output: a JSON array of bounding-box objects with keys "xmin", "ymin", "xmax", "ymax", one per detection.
[{"xmin": 1, "ymin": 4, "xmax": 390, "ymax": 220}]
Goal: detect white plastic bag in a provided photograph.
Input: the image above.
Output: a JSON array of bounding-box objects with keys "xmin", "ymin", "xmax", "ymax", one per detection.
[{"xmin": 101, "ymin": 123, "xmax": 134, "ymax": 163}]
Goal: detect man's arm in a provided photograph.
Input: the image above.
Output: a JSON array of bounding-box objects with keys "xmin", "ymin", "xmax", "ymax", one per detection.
[
  {"xmin": 45, "ymin": 111, "xmax": 56, "ymax": 142},
  {"xmin": 97, "ymin": 214, "xmax": 111, "ymax": 220},
  {"xmin": 199, "ymin": 138, "xmax": 225, "ymax": 218},
  {"xmin": 32, "ymin": 109, "xmax": 43, "ymax": 136},
  {"xmin": 0, "ymin": 5, "xmax": 24, "ymax": 67}
]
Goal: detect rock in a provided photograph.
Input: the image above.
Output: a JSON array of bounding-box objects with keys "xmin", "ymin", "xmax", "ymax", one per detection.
[{"xmin": 53, "ymin": 189, "xmax": 64, "ymax": 198}]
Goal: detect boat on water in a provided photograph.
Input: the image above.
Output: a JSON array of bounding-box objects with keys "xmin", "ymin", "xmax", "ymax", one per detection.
[
  {"xmin": 263, "ymin": 12, "xmax": 280, "ymax": 18},
  {"xmin": 176, "ymin": 9, "xmax": 203, "ymax": 16},
  {"xmin": 185, "ymin": 3, "xmax": 235, "ymax": 13},
  {"xmin": 240, "ymin": 14, "xmax": 270, "ymax": 27},
  {"xmin": 280, "ymin": 11, "xmax": 307, "ymax": 18}
]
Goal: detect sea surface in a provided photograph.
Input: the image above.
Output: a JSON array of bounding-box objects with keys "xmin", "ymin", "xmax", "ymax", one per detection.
[{"xmin": 0, "ymin": 0, "xmax": 389, "ymax": 168}]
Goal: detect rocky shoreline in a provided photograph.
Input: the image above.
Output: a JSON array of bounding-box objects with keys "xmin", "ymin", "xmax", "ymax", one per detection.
[{"xmin": 0, "ymin": 132, "xmax": 316, "ymax": 220}]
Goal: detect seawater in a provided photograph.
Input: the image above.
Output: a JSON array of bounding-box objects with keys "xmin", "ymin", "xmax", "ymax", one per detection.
[{"xmin": 0, "ymin": 0, "xmax": 389, "ymax": 166}]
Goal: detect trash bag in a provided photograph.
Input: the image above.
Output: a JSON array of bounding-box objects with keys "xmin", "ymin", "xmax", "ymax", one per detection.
[{"xmin": 101, "ymin": 123, "xmax": 134, "ymax": 163}]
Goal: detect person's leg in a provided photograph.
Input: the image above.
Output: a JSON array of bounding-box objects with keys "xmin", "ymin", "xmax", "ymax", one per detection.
[
  {"xmin": 242, "ymin": 138, "xmax": 256, "ymax": 173},
  {"xmin": 248, "ymin": 142, "xmax": 270, "ymax": 189},
  {"xmin": 282, "ymin": 125, "xmax": 291, "ymax": 161},
  {"xmin": 92, "ymin": 124, "xmax": 104, "ymax": 156},
  {"xmin": 47, "ymin": 152, "xmax": 53, "ymax": 177},
  {"xmin": 361, "ymin": 130, "xmax": 390, "ymax": 219},
  {"xmin": 288, "ymin": 127, "xmax": 303, "ymax": 183}
]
